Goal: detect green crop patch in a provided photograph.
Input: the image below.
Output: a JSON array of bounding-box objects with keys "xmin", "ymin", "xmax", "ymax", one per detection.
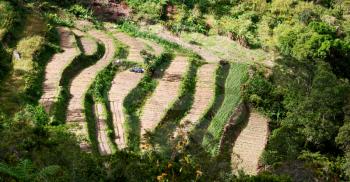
[{"xmin": 202, "ymin": 63, "xmax": 248, "ymax": 156}]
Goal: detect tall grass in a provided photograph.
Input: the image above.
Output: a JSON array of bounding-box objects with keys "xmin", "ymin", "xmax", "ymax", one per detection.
[{"xmin": 202, "ymin": 63, "xmax": 248, "ymax": 156}]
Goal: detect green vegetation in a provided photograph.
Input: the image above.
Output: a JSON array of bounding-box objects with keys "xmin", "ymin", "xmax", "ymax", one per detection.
[
  {"xmin": 115, "ymin": 21, "xmax": 190, "ymax": 54},
  {"xmin": 0, "ymin": 6, "xmax": 59, "ymax": 114},
  {"xmin": 202, "ymin": 63, "xmax": 248, "ymax": 155},
  {"xmin": 0, "ymin": 1, "xmax": 16, "ymax": 40},
  {"xmin": 179, "ymin": 30, "xmax": 269, "ymax": 63}
]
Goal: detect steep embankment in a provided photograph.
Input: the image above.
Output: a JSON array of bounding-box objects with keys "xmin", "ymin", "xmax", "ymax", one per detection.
[
  {"xmin": 66, "ymin": 30, "xmax": 115, "ymax": 150},
  {"xmin": 108, "ymin": 70, "xmax": 143, "ymax": 149},
  {"xmin": 40, "ymin": 27, "xmax": 80, "ymax": 112},
  {"xmin": 231, "ymin": 112, "xmax": 269, "ymax": 175}
]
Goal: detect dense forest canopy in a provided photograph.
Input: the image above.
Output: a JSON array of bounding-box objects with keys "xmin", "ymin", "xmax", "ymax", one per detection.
[{"xmin": 0, "ymin": 0, "xmax": 350, "ymax": 181}]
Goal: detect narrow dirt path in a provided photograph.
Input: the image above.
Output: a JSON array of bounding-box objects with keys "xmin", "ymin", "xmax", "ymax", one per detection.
[
  {"xmin": 94, "ymin": 103, "xmax": 112, "ymax": 155},
  {"xmin": 108, "ymin": 70, "xmax": 143, "ymax": 149},
  {"xmin": 40, "ymin": 27, "xmax": 80, "ymax": 112},
  {"xmin": 140, "ymin": 56, "xmax": 189, "ymax": 137},
  {"xmin": 174, "ymin": 64, "xmax": 216, "ymax": 137},
  {"xmin": 147, "ymin": 27, "xmax": 220, "ymax": 63},
  {"xmin": 231, "ymin": 112, "xmax": 269, "ymax": 175},
  {"xmin": 66, "ymin": 30, "xmax": 115, "ymax": 150}
]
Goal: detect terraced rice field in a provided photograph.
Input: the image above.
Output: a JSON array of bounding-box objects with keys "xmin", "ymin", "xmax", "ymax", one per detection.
[
  {"xmin": 174, "ymin": 63, "xmax": 216, "ymax": 138},
  {"xmin": 140, "ymin": 56, "xmax": 189, "ymax": 137},
  {"xmin": 139, "ymin": 39, "xmax": 163, "ymax": 55},
  {"xmin": 40, "ymin": 27, "xmax": 80, "ymax": 112},
  {"xmin": 202, "ymin": 63, "xmax": 248, "ymax": 155},
  {"xmin": 113, "ymin": 32, "xmax": 162, "ymax": 62},
  {"xmin": 231, "ymin": 112, "xmax": 269, "ymax": 175},
  {"xmin": 39, "ymin": 21, "xmax": 268, "ymax": 175},
  {"xmin": 66, "ymin": 30, "xmax": 115, "ymax": 150},
  {"xmin": 108, "ymin": 71, "xmax": 143, "ymax": 149}
]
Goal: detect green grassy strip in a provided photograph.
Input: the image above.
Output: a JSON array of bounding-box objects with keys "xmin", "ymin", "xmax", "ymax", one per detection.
[
  {"xmin": 202, "ymin": 63, "xmax": 248, "ymax": 156},
  {"xmin": 83, "ymin": 38, "xmax": 132, "ymax": 153},
  {"xmin": 115, "ymin": 21, "xmax": 193, "ymax": 55},
  {"xmin": 123, "ymin": 52, "xmax": 174, "ymax": 151},
  {"xmin": 51, "ymin": 36, "xmax": 104, "ymax": 125},
  {"xmin": 147, "ymin": 57, "xmax": 202, "ymax": 153}
]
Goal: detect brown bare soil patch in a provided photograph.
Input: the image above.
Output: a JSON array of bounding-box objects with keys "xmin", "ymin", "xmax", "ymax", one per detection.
[
  {"xmin": 94, "ymin": 103, "xmax": 113, "ymax": 155},
  {"xmin": 40, "ymin": 27, "xmax": 80, "ymax": 112},
  {"xmin": 140, "ymin": 56, "xmax": 189, "ymax": 137},
  {"xmin": 174, "ymin": 63, "xmax": 216, "ymax": 138},
  {"xmin": 80, "ymin": 37, "xmax": 97, "ymax": 56},
  {"xmin": 108, "ymin": 70, "xmax": 143, "ymax": 149},
  {"xmin": 231, "ymin": 112, "xmax": 269, "ymax": 175}
]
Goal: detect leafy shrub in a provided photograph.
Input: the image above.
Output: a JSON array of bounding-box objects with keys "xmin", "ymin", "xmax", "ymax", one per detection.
[
  {"xmin": 218, "ymin": 15, "xmax": 259, "ymax": 47},
  {"xmin": 165, "ymin": 5, "xmax": 208, "ymax": 34},
  {"xmin": 0, "ymin": 1, "xmax": 16, "ymax": 39},
  {"xmin": 14, "ymin": 105, "xmax": 49, "ymax": 127},
  {"xmin": 132, "ymin": 1, "xmax": 163, "ymax": 23},
  {"xmin": 45, "ymin": 13, "xmax": 74, "ymax": 27},
  {"xmin": 68, "ymin": 4, "xmax": 92, "ymax": 19}
]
